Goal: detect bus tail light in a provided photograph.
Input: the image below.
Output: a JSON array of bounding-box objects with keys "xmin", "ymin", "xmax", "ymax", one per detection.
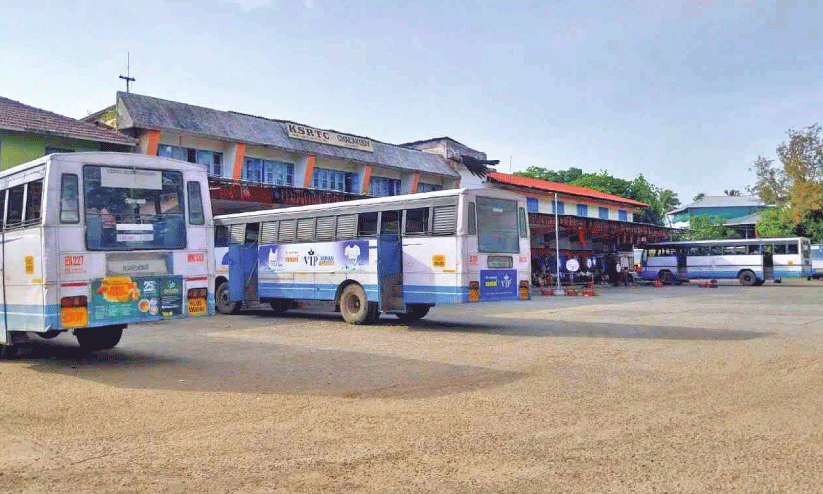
[
  {"xmin": 61, "ymin": 296, "xmax": 88, "ymax": 328},
  {"xmin": 519, "ymin": 280, "xmax": 530, "ymax": 300},
  {"xmin": 469, "ymin": 281, "xmax": 480, "ymax": 302}
]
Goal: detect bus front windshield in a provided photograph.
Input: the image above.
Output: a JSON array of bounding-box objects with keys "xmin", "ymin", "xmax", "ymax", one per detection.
[
  {"xmin": 477, "ymin": 196, "xmax": 520, "ymax": 253},
  {"xmin": 83, "ymin": 166, "xmax": 186, "ymax": 250}
]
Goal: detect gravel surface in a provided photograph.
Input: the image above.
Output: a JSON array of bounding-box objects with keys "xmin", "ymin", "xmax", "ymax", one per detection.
[{"xmin": 1, "ymin": 282, "xmax": 822, "ymax": 493}]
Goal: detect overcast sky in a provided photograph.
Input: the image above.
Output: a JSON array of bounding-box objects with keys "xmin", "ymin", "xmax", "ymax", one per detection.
[{"xmin": 2, "ymin": 0, "xmax": 821, "ymax": 201}]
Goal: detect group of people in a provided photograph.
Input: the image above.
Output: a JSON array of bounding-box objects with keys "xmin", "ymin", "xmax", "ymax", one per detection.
[{"xmin": 531, "ymin": 254, "xmax": 632, "ymax": 287}]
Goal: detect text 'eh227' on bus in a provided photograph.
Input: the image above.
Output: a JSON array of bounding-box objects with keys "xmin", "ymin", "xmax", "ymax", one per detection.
[
  {"xmin": 0, "ymin": 152, "xmax": 214, "ymax": 356},
  {"xmin": 638, "ymin": 237, "xmax": 811, "ymax": 286},
  {"xmin": 213, "ymin": 188, "xmax": 532, "ymax": 324}
]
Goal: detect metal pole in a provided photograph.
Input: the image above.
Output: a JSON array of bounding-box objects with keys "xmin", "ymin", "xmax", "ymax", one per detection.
[{"xmin": 554, "ymin": 193, "xmax": 563, "ymax": 293}]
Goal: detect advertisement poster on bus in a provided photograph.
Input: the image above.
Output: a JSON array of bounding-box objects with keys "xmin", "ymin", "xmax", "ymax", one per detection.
[
  {"xmin": 90, "ymin": 275, "xmax": 184, "ymax": 323},
  {"xmin": 479, "ymin": 269, "xmax": 518, "ymax": 299},
  {"xmin": 258, "ymin": 240, "xmax": 370, "ymax": 273}
]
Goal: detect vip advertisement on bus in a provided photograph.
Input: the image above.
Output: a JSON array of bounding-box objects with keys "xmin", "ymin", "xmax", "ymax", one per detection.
[
  {"xmin": 258, "ymin": 240, "xmax": 370, "ymax": 273},
  {"xmin": 90, "ymin": 275, "xmax": 184, "ymax": 323},
  {"xmin": 479, "ymin": 269, "xmax": 518, "ymax": 299}
]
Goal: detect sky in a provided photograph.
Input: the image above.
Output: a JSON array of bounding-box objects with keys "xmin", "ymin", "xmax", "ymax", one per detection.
[{"xmin": 1, "ymin": 0, "xmax": 822, "ymax": 202}]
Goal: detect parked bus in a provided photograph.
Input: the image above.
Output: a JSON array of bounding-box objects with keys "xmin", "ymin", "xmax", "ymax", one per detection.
[
  {"xmin": 810, "ymin": 244, "xmax": 823, "ymax": 280},
  {"xmin": 638, "ymin": 237, "xmax": 811, "ymax": 286},
  {"xmin": 0, "ymin": 153, "xmax": 213, "ymax": 356},
  {"xmin": 213, "ymin": 188, "xmax": 531, "ymax": 324}
]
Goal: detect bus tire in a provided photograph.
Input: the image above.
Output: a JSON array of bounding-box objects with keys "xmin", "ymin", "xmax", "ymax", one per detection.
[
  {"xmin": 75, "ymin": 325, "xmax": 124, "ymax": 351},
  {"xmin": 738, "ymin": 270, "xmax": 757, "ymax": 287},
  {"xmin": 754, "ymin": 279, "xmax": 765, "ymax": 286},
  {"xmin": 269, "ymin": 298, "xmax": 293, "ymax": 315},
  {"xmin": 340, "ymin": 284, "xmax": 371, "ymax": 324},
  {"xmin": 394, "ymin": 304, "xmax": 431, "ymax": 323},
  {"xmin": 216, "ymin": 281, "xmax": 242, "ymax": 315},
  {"xmin": 659, "ymin": 270, "xmax": 676, "ymax": 284},
  {"xmin": 0, "ymin": 344, "xmax": 16, "ymax": 359}
]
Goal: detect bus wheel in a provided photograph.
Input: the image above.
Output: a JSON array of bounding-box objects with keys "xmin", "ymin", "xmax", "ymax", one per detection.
[
  {"xmin": 738, "ymin": 270, "xmax": 757, "ymax": 287},
  {"xmin": 75, "ymin": 325, "xmax": 124, "ymax": 351},
  {"xmin": 394, "ymin": 304, "xmax": 431, "ymax": 323},
  {"xmin": 340, "ymin": 284, "xmax": 371, "ymax": 325},
  {"xmin": 269, "ymin": 298, "xmax": 293, "ymax": 315},
  {"xmin": 216, "ymin": 281, "xmax": 242, "ymax": 315}
]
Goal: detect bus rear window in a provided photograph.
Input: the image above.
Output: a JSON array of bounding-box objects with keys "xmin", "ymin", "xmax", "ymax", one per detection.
[
  {"xmin": 476, "ymin": 197, "xmax": 519, "ymax": 253},
  {"xmin": 83, "ymin": 166, "xmax": 186, "ymax": 250}
]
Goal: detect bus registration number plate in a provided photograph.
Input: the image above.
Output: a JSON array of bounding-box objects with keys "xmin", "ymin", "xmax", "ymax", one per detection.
[{"xmin": 187, "ymin": 298, "xmax": 207, "ymax": 316}]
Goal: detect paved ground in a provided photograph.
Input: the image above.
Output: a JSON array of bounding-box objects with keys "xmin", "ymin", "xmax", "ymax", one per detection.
[{"xmin": 2, "ymin": 281, "xmax": 823, "ymax": 493}]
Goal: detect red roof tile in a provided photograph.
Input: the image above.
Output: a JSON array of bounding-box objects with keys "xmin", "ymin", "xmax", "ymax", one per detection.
[
  {"xmin": 0, "ymin": 96, "xmax": 136, "ymax": 146},
  {"xmin": 487, "ymin": 172, "xmax": 649, "ymax": 208}
]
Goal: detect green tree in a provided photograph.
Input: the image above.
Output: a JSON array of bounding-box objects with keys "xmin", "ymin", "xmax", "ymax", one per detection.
[
  {"xmin": 569, "ymin": 171, "xmax": 633, "ymax": 197},
  {"xmin": 724, "ymin": 189, "xmax": 740, "ymax": 196},
  {"xmin": 693, "ymin": 192, "xmax": 706, "ymax": 202},
  {"xmin": 514, "ymin": 167, "xmax": 583, "ymax": 183},
  {"xmin": 681, "ymin": 216, "xmax": 740, "ymax": 240},
  {"xmin": 755, "ymin": 209, "xmax": 794, "ymax": 238}
]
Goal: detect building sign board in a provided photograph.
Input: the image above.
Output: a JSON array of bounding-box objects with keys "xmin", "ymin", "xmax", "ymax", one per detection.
[{"xmin": 286, "ymin": 123, "xmax": 374, "ymax": 152}]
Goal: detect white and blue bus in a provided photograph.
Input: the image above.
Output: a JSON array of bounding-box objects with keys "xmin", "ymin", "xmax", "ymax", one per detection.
[
  {"xmin": 639, "ymin": 237, "xmax": 811, "ymax": 286},
  {"xmin": 213, "ymin": 188, "xmax": 531, "ymax": 324},
  {"xmin": 0, "ymin": 153, "xmax": 214, "ymax": 356}
]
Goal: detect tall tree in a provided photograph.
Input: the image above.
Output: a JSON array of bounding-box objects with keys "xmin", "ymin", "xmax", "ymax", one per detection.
[
  {"xmin": 514, "ymin": 167, "xmax": 583, "ymax": 183},
  {"xmin": 693, "ymin": 192, "xmax": 706, "ymax": 202}
]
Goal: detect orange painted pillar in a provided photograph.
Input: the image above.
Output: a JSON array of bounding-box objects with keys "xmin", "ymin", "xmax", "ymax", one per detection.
[
  {"xmin": 410, "ymin": 172, "xmax": 420, "ymax": 193},
  {"xmin": 145, "ymin": 130, "xmax": 160, "ymax": 155},
  {"xmin": 232, "ymin": 143, "xmax": 246, "ymax": 180},
  {"xmin": 361, "ymin": 165, "xmax": 373, "ymax": 195},
  {"xmin": 303, "ymin": 155, "xmax": 316, "ymax": 188}
]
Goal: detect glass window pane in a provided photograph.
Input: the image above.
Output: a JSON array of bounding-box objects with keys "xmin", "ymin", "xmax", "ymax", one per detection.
[
  {"xmin": 24, "ymin": 180, "xmax": 43, "ymax": 225},
  {"xmin": 788, "ymin": 243, "xmax": 799, "ymax": 254},
  {"xmin": 358, "ymin": 212, "xmax": 378, "ymax": 236},
  {"xmin": 405, "ymin": 207, "xmax": 429, "ymax": 234},
  {"xmin": 60, "ymin": 174, "xmax": 80, "ymax": 224},
  {"xmin": 5, "ymin": 184, "xmax": 24, "ymax": 229},
  {"xmin": 468, "ymin": 202, "xmax": 476, "ymax": 235},
  {"xmin": 477, "ymin": 196, "xmax": 519, "ymax": 253},
  {"xmin": 187, "ymin": 181, "xmax": 205, "ymax": 225}
]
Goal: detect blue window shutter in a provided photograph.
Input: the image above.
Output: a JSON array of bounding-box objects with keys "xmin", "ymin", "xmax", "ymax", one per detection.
[
  {"xmin": 618, "ymin": 209, "xmax": 628, "ymax": 221},
  {"xmin": 577, "ymin": 204, "xmax": 588, "ymax": 216},
  {"xmin": 527, "ymin": 197, "xmax": 539, "ymax": 212},
  {"xmin": 557, "ymin": 201, "xmax": 565, "ymax": 214},
  {"xmin": 599, "ymin": 207, "xmax": 609, "ymax": 219}
]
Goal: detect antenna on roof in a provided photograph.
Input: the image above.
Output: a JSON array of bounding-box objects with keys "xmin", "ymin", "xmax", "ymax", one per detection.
[{"xmin": 119, "ymin": 51, "xmax": 136, "ymax": 93}]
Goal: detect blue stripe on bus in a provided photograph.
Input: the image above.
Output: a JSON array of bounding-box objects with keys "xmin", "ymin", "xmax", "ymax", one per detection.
[{"xmin": 258, "ymin": 282, "xmax": 476, "ymax": 304}]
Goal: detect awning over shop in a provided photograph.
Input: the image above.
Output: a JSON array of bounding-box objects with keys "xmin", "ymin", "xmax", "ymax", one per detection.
[
  {"xmin": 208, "ymin": 177, "xmax": 365, "ymax": 215},
  {"xmin": 529, "ymin": 212, "xmax": 677, "ymax": 245}
]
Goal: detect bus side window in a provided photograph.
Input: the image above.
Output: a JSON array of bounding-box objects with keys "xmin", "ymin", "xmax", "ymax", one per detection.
[
  {"xmin": 747, "ymin": 245, "xmax": 760, "ymax": 255},
  {"xmin": 296, "ymin": 218, "xmax": 315, "ymax": 241},
  {"xmin": 723, "ymin": 245, "xmax": 735, "ymax": 255},
  {"xmin": 60, "ymin": 174, "xmax": 79, "ymax": 224},
  {"xmin": 358, "ymin": 212, "xmax": 378, "ymax": 237},
  {"xmin": 518, "ymin": 207, "xmax": 527, "ymax": 238},
  {"xmin": 467, "ymin": 202, "xmax": 476, "ymax": 235},
  {"xmin": 260, "ymin": 221, "xmax": 278, "ymax": 244},
  {"xmin": 763, "ymin": 244, "xmax": 773, "ymax": 254},
  {"xmin": 405, "ymin": 207, "xmax": 429, "ymax": 235},
  {"xmin": 688, "ymin": 247, "xmax": 701, "ymax": 256},
  {"xmin": 380, "ymin": 210, "xmax": 401, "ymax": 234},
  {"xmin": 279, "ymin": 220, "xmax": 296, "ymax": 243},
  {"xmin": 215, "ymin": 226, "xmax": 229, "ymax": 247},
  {"xmin": 229, "ymin": 224, "xmax": 245, "ymax": 244},
  {"xmin": 245, "ymin": 222, "xmax": 260, "ymax": 244},
  {"xmin": 734, "ymin": 245, "xmax": 746, "ymax": 255},
  {"xmin": 5, "ymin": 184, "xmax": 25, "ymax": 230},
  {"xmin": 336, "ymin": 214, "xmax": 357, "ymax": 239},
  {"xmin": 774, "ymin": 243, "xmax": 787, "ymax": 255},
  {"xmin": 787, "ymin": 243, "xmax": 799, "ymax": 254},
  {"xmin": 432, "ymin": 205, "xmax": 457, "ymax": 235},
  {"xmin": 315, "ymin": 216, "xmax": 336, "ymax": 241},
  {"xmin": 187, "ymin": 181, "xmax": 205, "ymax": 225},
  {"xmin": 24, "ymin": 180, "xmax": 43, "ymax": 226},
  {"xmin": 0, "ymin": 189, "xmax": 5, "ymax": 229},
  {"xmin": 710, "ymin": 246, "xmax": 723, "ymax": 255}
]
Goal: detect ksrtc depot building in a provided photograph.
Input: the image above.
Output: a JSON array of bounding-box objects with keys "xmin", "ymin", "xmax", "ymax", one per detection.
[{"xmin": 84, "ymin": 92, "xmax": 672, "ymax": 282}]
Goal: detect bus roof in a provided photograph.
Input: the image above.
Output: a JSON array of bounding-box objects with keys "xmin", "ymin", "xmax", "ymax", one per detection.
[
  {"xmin": 214, "ymin": 187, "xmax": 523, "ymax": 224},
  {"xmin": 644, "ymin": 237, "xmax": 809, "ymax": 247},
  {"xmin": 0, "ymin": 152, "xmax": 209, "ymax": 179}
]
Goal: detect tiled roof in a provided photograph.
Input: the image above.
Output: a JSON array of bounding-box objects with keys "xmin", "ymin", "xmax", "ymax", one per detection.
[
  {"xmin": 669, "ymin": 195, "xmax": 765, "ymax": 214},
  {"xmin": 486, "ymin": 172, "xmax": 649, "ymax": 208},
  {"xmin": 0, "ymin": 96, "xmax": 136, "ymax": 146},
  {"xmin": 117, "ymin": 92, "xmax": 460, "ymax": 178}
]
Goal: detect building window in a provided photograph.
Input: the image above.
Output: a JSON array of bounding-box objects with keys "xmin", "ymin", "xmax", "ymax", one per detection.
[
  {"xmin": 242, "ymin": 157, "xmax": 263, "ymax": 182},
  {"xmin": 263, "ymin": 160, "xmax": 294, "ymax": 186},
  {"xmin": 158, "ymin": 144, "xmax": 223, "ymax": 177},
  {"xmin": 369, "ymin": 176, "xmax": 401, "ymax": 197},
  {"xmin": 313, "ymin": 167, "xmax": 357, "ymax": 193},
  {"xmin": 45, "ymin": 147, "xmax": 74, "ymax": 155},
  {"xmin": 552, "ymin": 201, "xmax": 565, "ymax": 215},
  {"xmin": 618, "ymin": 209, "xmax": 628, "ymax": 221},
  {"xmin": 526, "ymin": 197, "xmax": 539, "ymax": 212},
  {"xmin": 417, "ymin": 183, "xmax": 441, "ymax": 193},
  {"xmin": 599, "ymin": 207, "xmax": 609, "ymax": 219},
  {"xmin": 577, "ymin": 204, "xmax": 588, "ymax": 217}
]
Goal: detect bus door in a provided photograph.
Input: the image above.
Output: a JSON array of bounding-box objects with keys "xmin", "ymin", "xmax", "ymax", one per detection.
[
  {"xmin": 676, "ymin": 248, "xmax": 688, "ymax": 278},
  {"xmin": 762, "ymin": 244, "xmax": 773, "ymax": 279},
  {"xmin": 228, "ymin": 223, "xmax": 259, "ymax": 303},
  {"xmin": 377, "ymin": 210, "xmax": 404, "ymax": 312}
]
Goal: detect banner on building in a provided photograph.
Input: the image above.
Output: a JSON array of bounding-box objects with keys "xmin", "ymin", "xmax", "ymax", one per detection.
[{"xmin": 286, "ymin": 123, "xmax": 374, "ymax": 152}]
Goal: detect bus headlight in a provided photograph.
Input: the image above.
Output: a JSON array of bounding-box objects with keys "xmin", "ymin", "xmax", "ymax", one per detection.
[
  {"xmin": 61, "ymin": 296, "xmax": 88, "ymax": 328},
  {"xmin": 519, "ymin": 280, "xmax": 530, "ymax": 300},
  {"xmin": 469, "ymin": 281, "xmax": 480, "ymax": 302}
]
